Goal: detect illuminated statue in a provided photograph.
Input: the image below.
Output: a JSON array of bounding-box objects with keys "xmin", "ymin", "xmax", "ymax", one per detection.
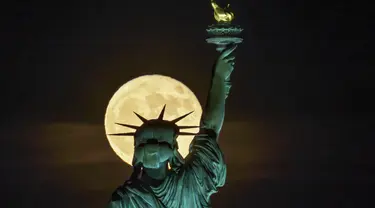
[
  {"xmin": 211, "ymin": 0, "xmax": 235, "ymax": 23},
  {"xmin": 107, "ymin": 1, "xmax": 242, "ymax": 207},
  {"xmin": 107, "ymin": 44, "xmax": 237, "ymax": 207}
]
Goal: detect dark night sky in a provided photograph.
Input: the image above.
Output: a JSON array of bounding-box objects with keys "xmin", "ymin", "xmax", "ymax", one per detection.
[{"xmin": 1, "ymin": 0, "xmax": 373, "ymax": 207}]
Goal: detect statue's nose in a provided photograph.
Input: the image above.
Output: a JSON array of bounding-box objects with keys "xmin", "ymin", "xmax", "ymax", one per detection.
[{"xmin": 146, "ymin": 139, "xmax": 158, "ymax": 145}]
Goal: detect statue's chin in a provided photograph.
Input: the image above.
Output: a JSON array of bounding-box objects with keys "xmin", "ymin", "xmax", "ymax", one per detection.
[{"xmin": 143, "ymin": 162, "xmax": 161, "ymax": 169}]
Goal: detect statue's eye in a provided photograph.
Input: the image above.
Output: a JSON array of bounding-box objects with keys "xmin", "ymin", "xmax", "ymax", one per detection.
[{"xmin": 138, "ymin": 143, "xmax": 145, "ymax": 148}]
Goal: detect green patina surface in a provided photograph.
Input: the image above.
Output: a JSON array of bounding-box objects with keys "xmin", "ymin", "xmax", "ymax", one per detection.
[{"xmin": 108, "ymin": 41, "xmax": 240, "ymax": 208}]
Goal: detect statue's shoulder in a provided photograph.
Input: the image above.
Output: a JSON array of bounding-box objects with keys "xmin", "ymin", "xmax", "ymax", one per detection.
[{"xmin": 110, "ymin": 180, "xmax": 134, "ymax": 202}]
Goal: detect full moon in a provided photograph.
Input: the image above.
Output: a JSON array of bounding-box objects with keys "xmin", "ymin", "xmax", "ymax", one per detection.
[{"xmin": 104, "ymin": 75, "xmax": 203, "ymax": 165}]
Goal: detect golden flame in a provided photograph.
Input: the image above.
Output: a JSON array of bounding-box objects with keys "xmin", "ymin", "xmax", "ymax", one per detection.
[{"xmin": 211, "ymin": 0, "xmax": 235, "ymax": 23}]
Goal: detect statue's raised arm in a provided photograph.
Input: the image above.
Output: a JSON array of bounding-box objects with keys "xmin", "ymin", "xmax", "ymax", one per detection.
[
  {"xmin": 179, "ymin": 44, "xmax": 238, "ymax": 206},
  {"xmin": 200, "ymin": 44, "xmax": 237, "ymax": 138}
]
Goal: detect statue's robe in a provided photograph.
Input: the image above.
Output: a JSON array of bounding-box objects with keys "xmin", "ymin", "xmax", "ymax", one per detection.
[{"xmin": 108, "ymin": 131, "xmax": 226, "ymax": 208}]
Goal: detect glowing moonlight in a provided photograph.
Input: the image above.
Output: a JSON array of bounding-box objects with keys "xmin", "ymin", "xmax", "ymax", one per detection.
[{"xmin": 104, "ymin": 74, "xmax": 203, "ymax": 165}]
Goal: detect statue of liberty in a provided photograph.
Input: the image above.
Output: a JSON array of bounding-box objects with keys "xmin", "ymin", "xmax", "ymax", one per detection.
[
  {"xmin": 107, "ymin": 43, "xmax": 238, "ymax": 208},
  {"xmin": 106, "ymin": 0, "xmax": 244, "ymax": 206}
]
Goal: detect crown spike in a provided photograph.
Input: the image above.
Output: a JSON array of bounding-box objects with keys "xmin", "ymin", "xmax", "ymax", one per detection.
[
  {"xmin": 171, "ymin": 111, "xmax": 194, "ymax": 123},
  {"xmin": 115, "ymin": 122, "xmax": 139, "ymax": 129},
  {"xmin": 108, "ymin": 132, "xmax": 136, "ymax": 136},
  {"xmin": 133, "ymin": 111, "xmax": 148, "ymax": 123},
  {"xmin": 158, "ymin": 104, "xmax": 166, "ymax": 120}
]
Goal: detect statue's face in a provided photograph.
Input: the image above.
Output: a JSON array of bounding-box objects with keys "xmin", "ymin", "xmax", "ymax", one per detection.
[{"xmin": 133, "ymin": 127, "xmax": 176, "ymax": 169}]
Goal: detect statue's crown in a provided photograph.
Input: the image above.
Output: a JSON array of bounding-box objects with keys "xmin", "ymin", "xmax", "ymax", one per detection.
[{"xmin": 108, "ymin": 105, "xmax": 201, "ymax": 139}]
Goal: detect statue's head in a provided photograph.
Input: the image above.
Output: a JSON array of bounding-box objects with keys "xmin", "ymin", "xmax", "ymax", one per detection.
[{"xmin": 109, "ymin": 105, "xmax": 199, "ymax": 170}]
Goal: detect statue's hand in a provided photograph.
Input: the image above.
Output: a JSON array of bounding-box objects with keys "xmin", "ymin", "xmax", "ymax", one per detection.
[{"xmin": 214, "ymin": 44, "xmax": 238, "ymax": 81}]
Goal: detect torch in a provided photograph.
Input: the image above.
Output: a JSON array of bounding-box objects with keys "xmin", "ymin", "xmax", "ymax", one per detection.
[{"xmin": 206, "ymin": 0, "xmax": 243, "ymax": 52}]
